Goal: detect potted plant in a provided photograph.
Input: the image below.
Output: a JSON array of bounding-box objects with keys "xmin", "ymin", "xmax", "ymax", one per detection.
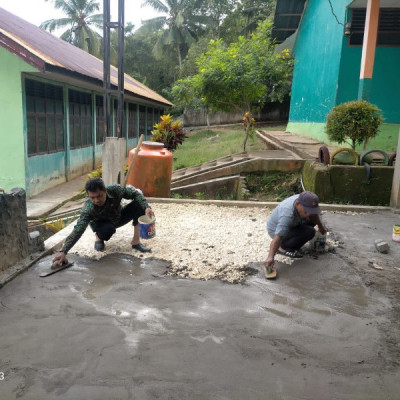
[
  {"xmin": 151, "ymin": 114, "xmax": 187, "ymax": 152},
  {"xmin": 325, "ymin": 100, "xmax": 384, "ymax": 164}
]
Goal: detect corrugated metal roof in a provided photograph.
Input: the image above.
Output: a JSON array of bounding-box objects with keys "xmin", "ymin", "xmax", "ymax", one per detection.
[
  {"xmin": 272, "ymin": 0, "xmax": 306, "ymax": 44},
  {"xmin": 0, "ymin": 7, "xmax": 172, "ymax": 107}
]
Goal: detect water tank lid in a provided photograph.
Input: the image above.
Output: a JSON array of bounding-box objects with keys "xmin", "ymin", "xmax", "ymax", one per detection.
[{"xmin": 142, "ymin": 141, "xmax": 165, "ymax": 149}]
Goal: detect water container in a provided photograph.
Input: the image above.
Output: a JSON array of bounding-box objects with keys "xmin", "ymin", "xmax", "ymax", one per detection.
[
  {"xmin": 393, "ymin": 224, "xmax": 400, "ymax": 243},
  {"xmin": 126, "ymin": 141, "xmax": 173, "ymax": 197}
]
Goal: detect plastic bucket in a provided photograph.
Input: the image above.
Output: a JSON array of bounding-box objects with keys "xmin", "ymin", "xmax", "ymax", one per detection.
[
  {"xmin": 138, "ymin": 215, "xmax": 156, "ymax": 239},
  {"xmin": 393, "ymin": 224, "xmax": 400, "ymax": 243}
]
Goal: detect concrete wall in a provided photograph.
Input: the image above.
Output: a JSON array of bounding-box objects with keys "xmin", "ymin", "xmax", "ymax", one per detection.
[
  {"xmin": 0, "ymin": 48, "xmax": 37, "ymax": 191},
  {"xmin": 302, "ymin": 161, "xmax": 394, "ymax": 206},
  {"xmin": 337, "ymin": 36, "xmax": 400, "ymax": 124},
  {"xmin": 0, "ymin": 188, "xmax": 29, "ymax": 271},
  {"xmin": 289, "ymin": 0, "xmax": 349, "ymax": 124},
  {"xmin": 181, "ymin": 102, "xmax": 289, "ymax": 127}
]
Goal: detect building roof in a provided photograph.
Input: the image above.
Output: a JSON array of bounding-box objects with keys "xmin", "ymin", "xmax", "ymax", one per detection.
[
  {"xmin": 272, "ymin": 0, "xmax": 306, "ymax": 44},
  {"xmin": 0, "ymin": 7, "xmax": 172, "ymax": 107}
]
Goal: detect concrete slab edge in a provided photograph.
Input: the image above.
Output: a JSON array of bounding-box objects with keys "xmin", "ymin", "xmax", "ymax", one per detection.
[
  {"xmin": 0, "ymin": 248, "xmax": 53, "ymax": 288},
  {"xmin": 0, "ymin": 221, "xmax": 78, "ymax": 289},
  {"xmin": 146, "ymin": 197, "xmax": 393, "ymax": 213}
]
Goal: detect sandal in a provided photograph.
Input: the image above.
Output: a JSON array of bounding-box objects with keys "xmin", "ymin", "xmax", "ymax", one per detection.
[
  {"xmin": 277, "ymin": 249, "xmax": 303, "ymax": 259},
  {"xmin": 132, "ymin": 243, "xmax": 151, "ymax": 253},
  {"xmin": 94, "ymin": 240, "xmax": 105, "ymax": 251}
]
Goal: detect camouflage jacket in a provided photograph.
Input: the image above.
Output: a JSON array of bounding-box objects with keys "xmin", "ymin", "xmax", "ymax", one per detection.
[{"xmin": 61, "ymin": 185, "xmax": 149, "ymax": 254}]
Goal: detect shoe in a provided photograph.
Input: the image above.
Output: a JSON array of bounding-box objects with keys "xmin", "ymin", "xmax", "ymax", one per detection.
[
  {"xmin": 132, "ymin": 243, "xmax": 151, "ymax": 253},
  {"xmin": 277, "ymin": 249, "xmax": 303, "ymax": 259},
  {"xmin": 94, "ymin": 240, "xmax": 105, "ymax": 251}
]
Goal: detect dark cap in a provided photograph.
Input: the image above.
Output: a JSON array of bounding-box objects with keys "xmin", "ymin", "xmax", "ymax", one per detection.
[{"xmin": 298, "ymin": 191, "xmax": 321, "ymax": 215}]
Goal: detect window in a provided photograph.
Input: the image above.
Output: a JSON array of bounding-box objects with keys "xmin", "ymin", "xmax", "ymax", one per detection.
[
  {"xmin": 96, "ymin": 95, "xmax": 105, "ymax": 144},
  {"xmin": 26, "ymin": 79, "xmax": 64, "ymax": 156},
  {"xmin": 147, "ymin": 107, "xmax": 154, "ymax": 133},
  {"xmin": 139, "ymin": 105, "xmax": 146, "ymax": 135},
  {"xmin": 69, "ymin": 89, "xmax": 93, "ymax": 149},
  {"xmin": 349, "ymin": 8, "xmax": 400, "ymax": 46},
  {"xmin": 128, "ymin": 103, "xmax": 137, "ymax": 139}
]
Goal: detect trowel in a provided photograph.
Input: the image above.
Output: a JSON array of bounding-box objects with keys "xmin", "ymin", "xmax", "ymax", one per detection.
[{"xmin": 40, "ymin": 260, "xmax": 74, "ymax": 277}]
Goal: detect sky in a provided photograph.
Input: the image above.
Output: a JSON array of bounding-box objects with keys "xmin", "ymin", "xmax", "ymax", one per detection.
[{"xmin": 0, "ymin": 0, "xmax": 160, "ymax": 31}]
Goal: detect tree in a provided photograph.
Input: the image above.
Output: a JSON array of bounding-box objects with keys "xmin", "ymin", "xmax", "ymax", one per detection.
[
  {"xmin": 40, "ymin": 0, "xmax": 103, "ymax": 57},
  {"xmin": 239, "ymin": 0, "xmax": 275, "ymax": 38},
  {"xmin": 138, "ymin": 0, "xmax": 210, "ymax": 69},
  {"xmin": 197, "ymin": 0, "xmax": 236, "ymax": 38},
  {"xmin": 123, "ymin": 26, "xmax": 180, "ymax": 93},
  {"xmin": 172, "ymin": 20, "xmax": 294, "ymax": 150},
  {"xmin": 219, "ymin": 0, "xmax": 275, "ymax": 43}
]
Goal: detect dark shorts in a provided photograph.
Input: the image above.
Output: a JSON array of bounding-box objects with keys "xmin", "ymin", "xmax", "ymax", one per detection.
[
  {"xmin": 89, "ymin": 200, "xmax": 146, "ymax": 241},
  {"xmin": 281, "ymin": 221, "xmax": 316, "ymax": 252}
]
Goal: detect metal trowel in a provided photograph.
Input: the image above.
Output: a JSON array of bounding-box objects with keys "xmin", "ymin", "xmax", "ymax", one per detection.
[{"xmin": 40, "ymin": 260, "xmax": 74, "ymax": 277}]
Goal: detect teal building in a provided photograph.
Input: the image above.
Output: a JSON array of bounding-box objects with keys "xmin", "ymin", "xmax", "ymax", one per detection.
[
  {"xmin": 0, "ymin": 7, "xmax": 171, "ymax": 197},
  {"xmin": 273, "ymin": 0, "xmax": 400, "ymax": 151}
]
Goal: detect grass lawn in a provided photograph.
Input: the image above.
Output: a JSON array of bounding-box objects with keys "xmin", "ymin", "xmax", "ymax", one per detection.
[{"xmin": 173, "ymin": 123, "xmax": 286, "ymax": 170}]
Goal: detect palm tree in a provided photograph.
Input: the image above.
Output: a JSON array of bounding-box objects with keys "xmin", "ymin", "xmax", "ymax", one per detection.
[
  {"xmin": 240, "ymin": 0, "xmax": 274, "ymax": 38},
  {"xmin": 40, "ymin": 0, "xmax": 103, "ymax": 57},
  {"xmin": 139, "ymin": 0, "xmax": 209, "ymax": 69}
]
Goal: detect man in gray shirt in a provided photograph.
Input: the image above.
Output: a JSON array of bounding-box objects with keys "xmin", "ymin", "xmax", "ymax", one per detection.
[{"xmin": 265, "ymin": 191, "xmax": 326, "ymax": 276}]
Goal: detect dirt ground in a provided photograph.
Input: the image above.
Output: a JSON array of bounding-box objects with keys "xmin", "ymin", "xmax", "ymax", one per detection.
[{"xmin": 0, "ymin": 206, "xmax": 400, "ymax": 399}]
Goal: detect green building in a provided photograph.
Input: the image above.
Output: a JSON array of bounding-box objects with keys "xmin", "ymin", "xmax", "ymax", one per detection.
[
  {"xmin": 273, "ymin": 0, "xmax": 400, "ymax": 151},
  {"xmin": 0, "ymin": 7, "xmax": 171, "ymax": 197}
]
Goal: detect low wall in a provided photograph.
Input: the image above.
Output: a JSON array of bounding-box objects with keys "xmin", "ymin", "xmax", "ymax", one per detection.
[
  {"xmin": 302, "ymin": 161, "xmax": 394, "ymax": 206},
  {"xmin": 0, "ymin": 188, "xmax": 29, "ymax": 271},
  {"xmin": 171, "ymin": 175, "xmax": 241, "ymax": 200},
  {"xmin": 181, "ymin": 102, "xmax": 289, "ymax": 127}
]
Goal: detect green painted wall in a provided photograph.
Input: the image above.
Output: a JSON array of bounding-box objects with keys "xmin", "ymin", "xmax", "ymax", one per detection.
[
  {"xmin": 288, "ymin": 1, "xmax": 400, "ymax": 151},
  {"xmin": 27, "ymin": 153, "xmax": 66, "ymax": 197},
  {"xmin": 70, "ymin": 147, "xmax": 94, "ymax": 178},
  {"xmin": 289, "ymin": 0, "xmax": 350, "ymax": 123},
  {"xmin": 1, "ymin": 47, "xmax": 164, "ymax": 197},
  {"xmin": 0, "ymin": 48, "xmax": 37, "ymax": 191},
  {"xmin": 337, "ymin": 41, "xmax": 400, "ymax": 124}
]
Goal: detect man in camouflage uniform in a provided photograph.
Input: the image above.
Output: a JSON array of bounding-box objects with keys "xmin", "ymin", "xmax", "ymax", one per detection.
[{"xmin": 53, "ymin": 178, "xmax": 154, "ymax": 265}]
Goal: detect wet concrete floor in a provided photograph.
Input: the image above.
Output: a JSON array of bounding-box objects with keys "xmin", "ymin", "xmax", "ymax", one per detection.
[{"xmin": 1, "ymin": 211, "xmax": 400, "ymax": 399}]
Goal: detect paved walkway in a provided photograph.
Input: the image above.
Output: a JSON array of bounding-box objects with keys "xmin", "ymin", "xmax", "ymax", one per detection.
[{"xmin": 27, "ymin": 174, "xmax": 87, "ymax": 219}]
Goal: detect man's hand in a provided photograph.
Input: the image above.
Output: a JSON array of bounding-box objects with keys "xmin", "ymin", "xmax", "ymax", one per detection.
[
  {"xmin": 264, "ymin": 256, "xmax": 275, "ymax": 269},
  {"xmin": 52, "ymin": 251, "xmax": 67, "ymax": 267},
  {"xmin": 145, "ymin": 207, "xmax": 155, "ymax": 219}
]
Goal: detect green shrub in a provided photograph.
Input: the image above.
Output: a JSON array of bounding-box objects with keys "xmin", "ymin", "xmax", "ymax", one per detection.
[
  {"xmin": 151, "ymin": 114, "xmax": 187, "ymax": 152},
  {"xmin": 325, "ymin": 100, "xmax": 383, "ymax": 150}
]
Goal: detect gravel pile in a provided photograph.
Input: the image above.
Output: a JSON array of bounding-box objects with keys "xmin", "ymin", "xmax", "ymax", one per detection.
[{"xmin": 68, "ymin": 202, "xmax": 338, "ymax": 283}]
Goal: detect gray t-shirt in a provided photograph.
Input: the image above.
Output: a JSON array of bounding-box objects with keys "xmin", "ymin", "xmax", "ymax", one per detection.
[{"xmin": 267, "ymin": 194, "xmax": 303, "ymax": 238}]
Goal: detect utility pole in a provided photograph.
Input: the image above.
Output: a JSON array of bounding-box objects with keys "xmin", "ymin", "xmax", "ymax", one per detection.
[{"xmin": 102, "ymin": 0, "xmax": 126, "ymax": 185}]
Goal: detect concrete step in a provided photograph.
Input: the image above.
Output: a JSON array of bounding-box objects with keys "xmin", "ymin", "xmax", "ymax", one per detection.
[
  {"xmin": 171, "ymin": 157, "xmax": 304, "ymax": 189},
  {"xmin": 172, "ymin": 153, "xmax": 251, "ymax": 181},
  {"xmin": 171, "ymin": 175, "xmax": 243, "ymax": 200}
]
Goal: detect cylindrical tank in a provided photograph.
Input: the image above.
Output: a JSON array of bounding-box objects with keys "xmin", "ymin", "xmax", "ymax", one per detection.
[{"xmin": 127, "ymin": 141, "xmax": 173, "ymax": 198}]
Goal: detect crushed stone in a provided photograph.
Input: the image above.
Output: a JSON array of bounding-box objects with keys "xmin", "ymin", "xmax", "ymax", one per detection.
[{"xmin": 68, "ymin": 203, "xmax": 339, "ymax": 283}]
